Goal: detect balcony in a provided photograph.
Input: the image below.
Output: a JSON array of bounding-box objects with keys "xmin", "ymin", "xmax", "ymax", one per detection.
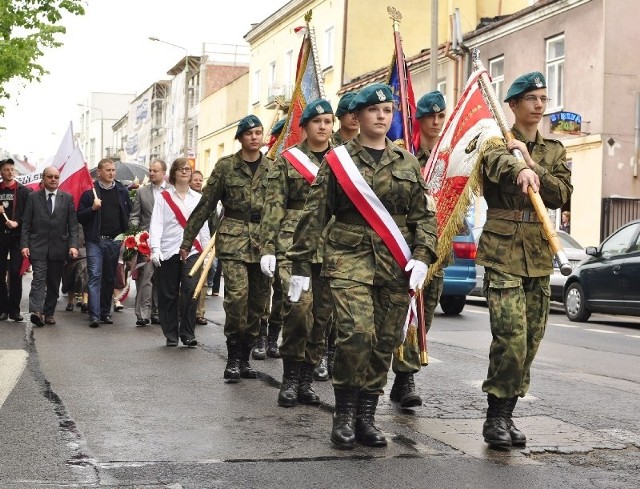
[{"xmin": 266, "ymin": 83, "xmax": 293, "ymax": 109}]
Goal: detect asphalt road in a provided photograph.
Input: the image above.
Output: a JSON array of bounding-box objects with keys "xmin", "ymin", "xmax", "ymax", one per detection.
[{"xmin": 0, "ymin": 277, "xmax": 638, "ymax": 488}]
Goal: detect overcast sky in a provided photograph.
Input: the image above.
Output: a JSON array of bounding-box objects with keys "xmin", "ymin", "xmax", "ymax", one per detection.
[{"xmin": 0, "ymin": 0, "xmax": 289, "ymax": 162}]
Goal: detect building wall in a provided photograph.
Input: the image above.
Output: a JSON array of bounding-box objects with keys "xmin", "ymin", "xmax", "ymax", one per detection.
[{"xmin": 197, "ymin": 73, "xmax": 249, "ymax": 176}]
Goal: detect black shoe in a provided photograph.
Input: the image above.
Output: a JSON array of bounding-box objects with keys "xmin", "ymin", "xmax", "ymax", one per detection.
[
  {"xmin": 81, "ymin": 303, "xmax": 89, "ymax": 313},
  {"xmin": 239, "ymin": 360, "xmax": 257, "ymax": 378},
  {"xmin": 483, "ymin": 394, "xmax": 513, "ymax": 448},
  {"xmin": 44, "ymin": 316, "xmax": 56, "ymax": 325},
  {"xmin": 0, "ymin": 313, "xmax": 8, "ymax": 321},
  {"xmin": 195, "ymin": 316, "xmax": 208, "ymax": 325},
  {"xmin": 136, "ymin": 319, "xmax": 147, "ymax": 327},
  {"xmin": 166, "ymin": 339, "xmax": 178, "ymax": 347},
  {"xmin": 65, "ymin": 304, "xmax": 74, "ymax": 312},
  {"xmin": 30, "ymin": 313, "xmax": 45, "ymax": 327},
  {"xmin": 89, "ymin": 318, "xmax": 100, "ymax": 328},
  {"xmin": 182, "ymin": 338, "xmax": 198, "ymax": 348},
  {"xmin": 299, "ymin": 363, "xmax": 321, "ymax": 405},
  {"xmin": 100, "ymin": 316, "xmax": 113, "ymax": 324},
  {"xmin": 252, "ymin": 336, "xmax": 266, "ymax": 360},
  {"xmin": 390, "ymin": 373, "xmax": 422, "ymax": 408},
  {"xmin": 313, "ymin": 355, "xmax": 329, "ymax": 381},
  {"xmin": 150, "ymin": 315, "xmax": 160, "ymax": 324},
  {"xmin": 10, "ymin": 314, "xmax": 24, "ymax": 322},
  {"xmin": 355, "ymin": 393, "xmax": 387, "ymax": 447}
]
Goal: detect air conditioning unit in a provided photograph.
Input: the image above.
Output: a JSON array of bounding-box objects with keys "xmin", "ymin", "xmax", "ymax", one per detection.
[{"xmin": 267, "ymin": 83, "xmax": 293, "ymax": 105}]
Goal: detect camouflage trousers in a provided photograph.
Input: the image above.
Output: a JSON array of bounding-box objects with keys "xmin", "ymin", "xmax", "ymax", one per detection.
[
  {"xmin": 330, "ymin": 278, "xmax": 408, "ymax": 395},
  {"xmin": 221, "ymin": 260, "xmax": 271, "ymax": 339},
  {"xmin": 262, "ymin": 267, "xmax": 283, "ymax": 328},
  {"xmin": 391, "ymin": 272, "xmax": 444, "ymax": 374},
  {"xmin": 279, "ymin": 263, "xmax": 332, "ymax": 365},
  {"xmin": 481, "ymin": 268, "xmax": 550, "ymax": 399}
]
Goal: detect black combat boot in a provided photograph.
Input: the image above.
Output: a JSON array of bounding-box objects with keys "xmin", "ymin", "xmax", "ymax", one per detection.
[
  {"xmin": 278, "ymin": 360, "xmax": 300, "ymax": 408},
  {"xmin": 266, "ymin": 322, "xmax": 281, "ymax": 358},
  {"xmin": 299, "ymin": 362, "xmax": 321, "ymax": 405},
  {"xmin": 355, "ymin": 392, "xmax": 387, "ymax": 447},
  {"xmin": 505, "ymin": 396, "xmax": 527, "ymax": 446},
  {"xmin": 331, "ymin": 388, "xmax": 358, "ymax": 448},
  {"xmin": 482, "ymin": 394, "xmax": 512, "ymax": 448},
  {"xmin": 224, "ymin": 335, "xmax": 241, "ymax": 383},
  {"xmin": 252, "ymin": 319, "xmax": 267, "ymax": 360},
  {"xmin": 389, "ymin": 372, "xmax": 422, "ymax": 408},
  {"xmin": 313, "ymin": 354, "xmax": 329, "ymax": 381},
  {"xmin": 239, "ymin": 336, "xmax": 257, "ymax": 379}
]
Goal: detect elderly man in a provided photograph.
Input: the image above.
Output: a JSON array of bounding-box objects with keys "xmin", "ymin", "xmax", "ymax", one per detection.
[{"xmin": 21, "ymin": 167, "xmax": 79, "ymax": 326}]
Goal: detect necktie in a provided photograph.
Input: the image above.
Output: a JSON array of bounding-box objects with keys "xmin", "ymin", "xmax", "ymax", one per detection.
[{"xmin": 47, "ymin": 193, "xmax": 53, "ymax": 214}]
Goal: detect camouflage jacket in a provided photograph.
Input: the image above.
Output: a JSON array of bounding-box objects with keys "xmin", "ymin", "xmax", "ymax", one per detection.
[
  {"xmin": 286, "ymin": 136, "xmax": 438, "ymax": 286},
  {"xmin": 261, "ymin": 140, "xmax": 330, "ymax": 262},
  {"xmin": 476, "ymin": 127, "xmax": 572, "ymax": 277},
  {"xmin": 331, "ymin": 130, "xmax": 352, "ymax": 147},
  {"xmin": 181, "ymin": 150, "xmax": 272, "ymax": 263}
]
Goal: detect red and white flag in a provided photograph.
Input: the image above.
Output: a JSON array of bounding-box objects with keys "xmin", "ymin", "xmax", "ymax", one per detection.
[{"xmin": 422, "ymin": 68, "xmax": 502, "ymax": 275}]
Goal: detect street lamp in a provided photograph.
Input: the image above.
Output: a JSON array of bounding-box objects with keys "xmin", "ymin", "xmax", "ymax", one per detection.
[
  {"xmin": 149, "ymin": 36, "xmax": 190, "ymax": 158},
  {"xmin": 77, "ymin": 103, "xmax": 104, "ymax": 162}
]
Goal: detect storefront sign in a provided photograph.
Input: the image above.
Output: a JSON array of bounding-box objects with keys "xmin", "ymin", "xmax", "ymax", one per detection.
[{"xmin": 550, "ymin": 111, "xmax": 582, "ymax": 135}]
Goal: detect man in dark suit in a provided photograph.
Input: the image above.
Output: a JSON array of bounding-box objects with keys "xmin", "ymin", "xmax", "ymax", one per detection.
[
  {"xmin": 21, "ymin": 167, "xmax": 79, "ymax": 326},
  {"xmin": 129, "ymin": 158, "xmax": 167, "ymax": 326}
]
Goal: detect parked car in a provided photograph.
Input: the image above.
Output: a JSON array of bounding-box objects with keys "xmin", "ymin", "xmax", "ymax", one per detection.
[
  {"xmin": 564, "ymin": 219, "xmax": 640, "ymax": 322},
  {"xmin": 440, "ymin": 219, "xmax": 477, "ymax": 315},
  {"xmin": 469, "ymin": 226, "xmax": 587, "ymax": 302}
]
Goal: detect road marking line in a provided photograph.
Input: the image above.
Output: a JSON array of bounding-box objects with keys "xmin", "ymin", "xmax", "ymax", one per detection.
[
  {"xmin": 550, "ymin": 323, "xmax": 579, "ymax": 328},
  {"xmin": 463, "ymin": 309, "xmax": 489, "ymax": 315},
  {"xmin": 0, "ymin": 350, "xmax": 28, "ymax": 409},
  {"xmin": 585, "ymin": 329, "xmax": 618, "ymax": 334},
  {"xmin": 624, "ymin": 334, "xmax": 640, "ymax": 339}
]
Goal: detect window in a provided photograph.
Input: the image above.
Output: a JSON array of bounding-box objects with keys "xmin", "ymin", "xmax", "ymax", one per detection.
[
  {"xmin": 284, "ymin": 50, "xmax": 294, "ymax": 84},
  {"xmin": 323, "ymin": 26, "xmax": 335, "ymax": 69},
  {"xmin": 546, "ymin": 35, "xmax": 564, "ymax": 110},
  {"xmin": 437, "ymin": 80, "xmax": 447, "ymax": 101},
  {"xmin": 489, "ymin": 56, "xmax": 504, "ymax": 102},
  {"xmin": 601, "ymin": 223, "xmax": 639, "ymax": 257},
  {"xmin": 252, "ymin": 69, "xmax": 261, "ymax": 104},
  {"xmin": 268, "ymin": 61, "xmax": 276, "ymax": 87}
]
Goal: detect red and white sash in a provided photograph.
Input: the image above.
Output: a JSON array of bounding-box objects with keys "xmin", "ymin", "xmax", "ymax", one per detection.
[
  {"xmin": 324, "ymin": 145, "xmax": 412, "ymax": 269},
  {"xmin": 161, "ymin": 190, "xmax": 203, "ymax": 253},
  {"xmin": 281, "ymin": 147, "xmax": 319, "ymax": 185}
]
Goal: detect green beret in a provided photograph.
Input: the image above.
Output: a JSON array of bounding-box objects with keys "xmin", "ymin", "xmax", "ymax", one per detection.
[
  {"xmin": 299, "ymin": 99, "xmax": 333, "ymax": 126},
  {"xmin": 335, "ymin": 92, "xmax": 357, "ymax": 117},
  {"xmin": 348, "ymin": 83, "xmax": 394, "ymax": 112},
  {"xmin": 271, "ymin": 118, "xmax": 286, "ymax": 136},
  {"xmin": 504, "ymin": 71, "xmax": 546, "ymax": 102},
  {"xmin": 416, "ymin": 91, "xmax": 446, "ymax": 118},
  {"xmin": 235, "ymin": 114, "xmax": 263, "ymax": 139}
]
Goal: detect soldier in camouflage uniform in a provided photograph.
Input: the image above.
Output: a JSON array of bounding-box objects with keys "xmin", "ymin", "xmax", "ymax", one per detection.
[
  {"xmin": 390, "ymin": 91, "xmax": 448, "ymax": 408},
  {"xmin": 261, "ymin": 99, "xmax": 335, "ymax": 408},
  {"xmin": 181, "ymin": 115, "xmax": 272, "ymax": 383},
  {"xmin": 287, "ymin": 84, "xmax": 438, "ymax": 448},
  {"xmin": 477, "ymin": 72, "xmax": 572, "ymax": 447},
  {"xmin": 331, "ymin": 91, "xmax": 359, "ymax": 146}
]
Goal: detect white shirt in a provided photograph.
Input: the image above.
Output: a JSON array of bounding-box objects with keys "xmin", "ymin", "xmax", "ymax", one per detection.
[{"xmin": 149, "ymin": 186, "xmax": 209, "ymax": 259}]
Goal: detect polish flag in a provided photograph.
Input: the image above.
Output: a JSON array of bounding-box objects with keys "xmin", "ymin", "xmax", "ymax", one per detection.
[{"xmin": 58, "ymin": 145, "xmax": 94, "ymax": 208}]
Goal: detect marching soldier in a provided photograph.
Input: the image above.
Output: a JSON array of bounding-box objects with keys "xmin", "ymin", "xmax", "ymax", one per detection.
[
  {"xmin": 390, "ymin": 90, "xmax": 447, "ymax": 408},
  {"xmin": 477, "ymin": 72, "xmax": 572, "ymax": 447},
  {"xmin": 331, "ymin": 91, "xmax": 359, "ymax": 145},
  {"xmin": 287, "ymin": 83, "xmax": 438, "ymax": 448},
  {"xmin": 260, "ymin": 99, "xmax": 335, "ymax": 408},
  {"xmin": 181, "ymin": 115, "xmax": 272, "ymax": 383}
]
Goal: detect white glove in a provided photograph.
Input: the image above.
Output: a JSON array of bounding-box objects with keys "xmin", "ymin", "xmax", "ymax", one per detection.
[
  {"xmin": 260, "ymin": 254, "xmax": 276, "ymax": 278},
  {"xmin": 405, "ymin": 259, "xmax": 428, "ymax": 291},
  {"xmin": 151, "ymin": 251, "xmax": 163, "ymax": 267},
  {"xmin": 288, "ymin": 275, "xmax": 310, "ymax": 302}
]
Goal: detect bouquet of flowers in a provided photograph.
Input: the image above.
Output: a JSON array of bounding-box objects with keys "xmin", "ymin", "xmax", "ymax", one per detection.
[{"xmin": 121, "ymin": 230, "xmax": 151, "ymax": 262}]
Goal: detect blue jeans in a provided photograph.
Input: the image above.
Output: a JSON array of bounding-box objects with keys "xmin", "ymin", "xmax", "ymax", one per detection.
[{"xmin": 86, "ymin": 238, "xmax": 121, "ymax": 320}]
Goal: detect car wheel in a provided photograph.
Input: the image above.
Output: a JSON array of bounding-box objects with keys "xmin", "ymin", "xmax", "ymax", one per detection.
[
  {"xmin": 564, "ymin": 282, "xmax": 591, "ymax": 322},
  {"xmin": 440, "ymin": 295, "xmax": 466, "ymax": 316}
]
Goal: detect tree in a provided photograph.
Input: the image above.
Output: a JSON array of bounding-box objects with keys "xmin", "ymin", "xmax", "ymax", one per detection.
[{"xmin": 0, "ymin": 0, "xmax": 85, "ymax": 117}]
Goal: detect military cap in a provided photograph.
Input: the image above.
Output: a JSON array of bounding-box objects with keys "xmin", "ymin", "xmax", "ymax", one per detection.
[
  {"xmin": 235, "ymin": 114, "xmax": 263, "ymax": 139},
  {"xmin": 335, "ymin": 92, "xmax": 357, "ymax": 117},
  {"xmin": 416, "ymin": 91, "xmax": 446, "ymax": 119},
  {"xmin": 299, "ymin": 99, "xmax": 334, "ymax": 126},
  {"xmin": 504, "ymin": 71, "xmax": 546, "ymax": 102},
  {"xmin": 271, "ymin": 118, "xmax": 286, "ymax": 136},
  {"xmin": 348, "ymin": 83, "xmax": 394, "ymax": 112}
]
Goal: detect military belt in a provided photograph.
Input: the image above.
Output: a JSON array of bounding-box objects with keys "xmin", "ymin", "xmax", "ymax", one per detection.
[
  {"xmin": 335, "ymin": 211, "xmax": 406, "ymax": 227},
  {"xmin": 486, "ymin": 208, "xmax": 540, "ymax": 223},
  {"xmin": 224, "ymin": 209, "xmax": 262, "ymax": 223},
  {"xmin": 286, "ymin": 200, "xmax": 305, "ymax": 210}
]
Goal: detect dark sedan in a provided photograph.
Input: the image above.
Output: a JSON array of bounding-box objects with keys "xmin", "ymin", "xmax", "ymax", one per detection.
[{"xmin": 564, "ymin": 219, "xmax": 640, "ymax": 322}]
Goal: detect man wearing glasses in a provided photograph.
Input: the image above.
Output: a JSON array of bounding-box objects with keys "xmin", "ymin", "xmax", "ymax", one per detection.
[
  {"xmin": 476, "ymin": 72, "xmax": 572, "ymax": 448},
  {"xmin": 0, "ymin": 158, "xmax": 32, "ymax": 322},
  {"xmin": 21, "ymin": 167, "xmax": 79, "ymax": 327},
  {"xmin": 78, "ymin": 159, "xmax": 132, "ymax": 328}
]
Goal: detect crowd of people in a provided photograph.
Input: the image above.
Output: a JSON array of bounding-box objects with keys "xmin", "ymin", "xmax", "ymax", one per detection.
[{"xmin": 0, "ymin": 71, "xmax": 571, "ymax": 451}]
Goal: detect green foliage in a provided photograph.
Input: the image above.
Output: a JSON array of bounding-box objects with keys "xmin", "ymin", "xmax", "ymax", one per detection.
[{"xmin": 0, "ymin": 0, "xmax": 85, "ymax": 116}]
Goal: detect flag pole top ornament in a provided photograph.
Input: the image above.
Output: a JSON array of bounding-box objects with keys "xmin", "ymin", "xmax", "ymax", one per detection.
[
  {"xmin": 387, "ymin": 6, "xmax": 402, "ymax": 31},
  {"xmin": 304, "ymin": 9, "xmax": 312, "ymax": 23}
]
